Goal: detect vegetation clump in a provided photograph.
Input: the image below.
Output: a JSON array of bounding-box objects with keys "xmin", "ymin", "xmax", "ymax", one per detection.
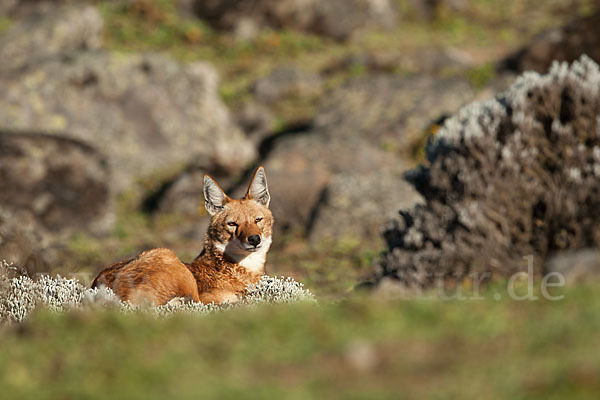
[{"xmin": 0, "ymin": 260, "xmax": 314, "ymax": 324}]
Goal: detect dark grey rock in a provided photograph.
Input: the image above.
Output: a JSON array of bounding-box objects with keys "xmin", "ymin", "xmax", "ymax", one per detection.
[
  {"xmin": 0, "ymin": 132, "xmax": 113, "ymax": 235},
  {"xmin": 504, "ymin": 10, "xmax": 600, "ymax": 73}
]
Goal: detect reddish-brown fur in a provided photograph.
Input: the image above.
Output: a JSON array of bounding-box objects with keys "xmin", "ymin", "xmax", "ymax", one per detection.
[
  {"xmin": 91, "ymin": 248, "xmax": 200, "ymax": 304},
  {"xmin": 91, "ymin": 167, "xmax": 274, "ymax": 305}
]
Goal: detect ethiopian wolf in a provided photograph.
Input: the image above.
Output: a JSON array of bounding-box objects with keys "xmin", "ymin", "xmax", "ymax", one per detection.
[{"xmin": 91, "ymin": 167, "xmax": 274, "ymax": 305}]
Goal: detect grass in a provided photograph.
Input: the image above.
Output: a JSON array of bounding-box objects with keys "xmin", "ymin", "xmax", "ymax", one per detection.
[
  {"xmin": 1, "ymin": 282, "xmax": 600, "ymax": 399},
  {"xmin": 0, "ymin": 16, "xmax": 11, "ymax": 34}
]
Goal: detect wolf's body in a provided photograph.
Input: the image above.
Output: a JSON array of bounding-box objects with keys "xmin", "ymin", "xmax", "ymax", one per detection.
[{"xmin": 91, "ymin": 167, "xmax": 274, "ymax": 305}]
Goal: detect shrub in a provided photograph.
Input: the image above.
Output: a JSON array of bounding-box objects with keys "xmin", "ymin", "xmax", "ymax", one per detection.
[{"xmin": 0, "ymin": 260, "xmax": 314, "ymax": 324}]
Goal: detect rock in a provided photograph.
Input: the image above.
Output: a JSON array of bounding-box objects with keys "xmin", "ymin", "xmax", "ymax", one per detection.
[
  {"xmin": 0, "ymin": 208, "xmax": 63, "ymax": 276},
  {"xmin": 310, "ymin": 170, "xmax": 421, "ymax": 240},
  {"xmin": 254, "ymin": 66, "xmax": 323, "ymax": 104},
  {"xmin": 0, "ymin": 52, "xmax": 256, "ymax": 190},
  {"xmin": 0, "ymin": 132, "xmax": 113, "ymax": 235},
  {"xmin": 373, "ymin": 56, "xmax": 600, "ymax": 289},
  {"xmin": 153, "ymin": 163, "xmax": 241, "ymax": 242},
  {"xmin": 260, "ymin": 131, "xmax": 419, "ymax": 241},
  {"xmin": 0, "ymin": 131, "xmax": 111, "ymax": 275},
  {"xmin": 323, "ymin": 48, "xmax": 470, "ymax": 75},
  {"xmin": 191, "ymin": 0, "xmax": 397, "ymax": 41},
  {"xmin": 259, "ymin": 133, "xmax": 332, "ymax": 235},
  {"xmin": 546, "ymin": 249, "xmax": 600, "ymax": 285},
  {"xmin": 503, "ymin": 10, "xmax": 600, "ymax": 73},
  {"xmin": 314, "ymin": 75, "xmax": 474, "ymax": 157},
  {"xmin": 262, "ymin": 75, "xmax": 472, "ymax": 240},
  {"xmin": 0, "ymin": 0, "xmax": 17, "ymax": 16},
  {"xmin": 0, "ymin": 4, "xmax": 103, "ymax": 73},
  {"xmin": 235, "ymin": 101, "xmax": 277, "ymax": 145},
  {"xmin": 406, "ymin": 0, "xmax": 469, "ymax": 20}
]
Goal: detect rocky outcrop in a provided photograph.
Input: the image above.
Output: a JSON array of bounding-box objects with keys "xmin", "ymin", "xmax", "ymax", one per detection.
[
  {"xmin": 0, "ymin": 4, "xmax": 103, "ymax": 73},
  {"xmin": 0, "ymin": 52, "xmax": 256, "ymax": 190},
  {"xmin": 373, "ymin": 56, "xmax": 600, "ymax": 289},
  {"xmin": 504, "ymin": 10, "xmax": 600, "ymax": 73},
  {"xmin": 189, "ymin": 0, "xmax": 397, "ymax": 40}
]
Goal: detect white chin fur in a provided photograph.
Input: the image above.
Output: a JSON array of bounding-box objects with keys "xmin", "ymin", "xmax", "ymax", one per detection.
[{"xmin": 218, "ymin": 236, "xmax": 272, "ymax": 273}]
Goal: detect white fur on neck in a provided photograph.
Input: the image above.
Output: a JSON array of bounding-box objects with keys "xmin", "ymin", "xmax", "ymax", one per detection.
[{"xmin": 216, "ymin": 236, "xmax": 272, "ymax": 273}]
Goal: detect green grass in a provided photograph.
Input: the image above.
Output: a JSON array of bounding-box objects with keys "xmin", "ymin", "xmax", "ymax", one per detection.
[
  {"xmin": 0, "ymin": 16, "xmax": 11, "ymax": 34},
  {"xmin": 466, "ymin": 62, "xmax": 497, "ymax": 89},
  {"xmin": 2, "ymin": 283, "xmax": 600, "ymax": 399}
]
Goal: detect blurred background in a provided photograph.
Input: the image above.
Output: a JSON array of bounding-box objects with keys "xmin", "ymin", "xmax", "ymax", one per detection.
[
  {"xmin": 3, "ymin": 2, "xmax": 600, "ymax": 399},
  {"xmin": 1, "ymin": 0, "xmax": 599, "ymax": 299}
]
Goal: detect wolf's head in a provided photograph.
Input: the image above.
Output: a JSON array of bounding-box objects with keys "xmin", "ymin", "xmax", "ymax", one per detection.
[{"xmin": 203, "ymin": 167, "xmax": 274, "ymax": 268}]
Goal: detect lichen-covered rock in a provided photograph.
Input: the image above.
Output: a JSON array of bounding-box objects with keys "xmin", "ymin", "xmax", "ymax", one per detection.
[
  {"xmin": 0, "ymin": 4, "xmax": 103, "ymax": 73},
  {"xmin": 0, "ymin": 261, "xmax": 315, "ymax": 324},
  {"xmin": 0, "ymin": 132, "xmax": 113, "ymax": 235},
  {"xmin": 190, "ymin": 0, "xmax": 397, "ymax": 41},
  {"xmin": 0, "ymin": 52, "xmax": 256, "ymax": 190},
  {"xmin": 373, "ymin": 56, "xmax": 600, "ymax": 289}
]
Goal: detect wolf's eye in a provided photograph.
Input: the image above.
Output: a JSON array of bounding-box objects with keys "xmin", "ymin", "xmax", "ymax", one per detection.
[
  {"xmin": 227, "ymin": 221, "xmax": 238, "ymax": 227},
  {"xmin": 255, "ymin": 217, "xmax": 263, "ymax": 223}
]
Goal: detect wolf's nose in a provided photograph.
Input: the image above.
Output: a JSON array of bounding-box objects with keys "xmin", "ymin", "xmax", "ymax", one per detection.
[{"xmin": 248, "ymin": 235, "xmax": 261, "ymax": 247}]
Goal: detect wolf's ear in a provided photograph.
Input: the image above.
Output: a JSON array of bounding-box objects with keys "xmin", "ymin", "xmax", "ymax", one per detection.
[
  {"xmin": 246, "ymin": 166, "xmax": 270, "ymax": 207},
  {"xmin": 204, "ymin": 175, "xmax": 229, "ymax": 216}
]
